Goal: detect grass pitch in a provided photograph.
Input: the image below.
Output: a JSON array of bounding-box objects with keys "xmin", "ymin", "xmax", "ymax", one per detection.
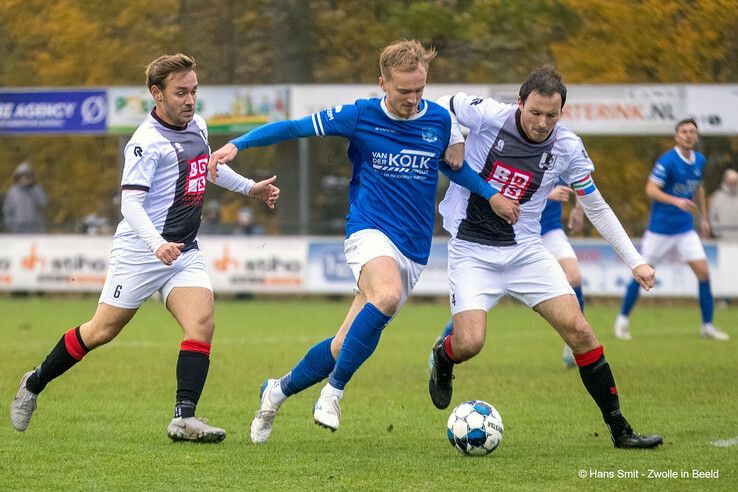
[{"xmin": 1, "ymin": 297, "xmax": 736, "ymax": 491}]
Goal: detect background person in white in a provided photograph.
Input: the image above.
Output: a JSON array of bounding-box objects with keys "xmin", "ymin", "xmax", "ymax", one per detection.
[
  {"xmin": 430, "ymin": 66, "xmax": 662, "ymax": 449},
  {"xmin": 10, "ymin": 54, "xmax": 280, "ymax": 442}
]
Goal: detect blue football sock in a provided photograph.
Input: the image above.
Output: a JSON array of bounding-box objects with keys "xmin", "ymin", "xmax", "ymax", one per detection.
[
  {"xmin": 441, "ymin": 318, "xmax": 453, "ymax": 339},
  {"xmin": 698, "ymin": 280, "xmax": 714, "ymax": 324},
  {"xmin": 573, "ymin": 285, "xmax": 585, "ymax": 313},
  {"xmin": 620, "ymin": 279, "xmax": 641, "ymax": 316},
  {"xmin": 327, "ymin": 303, "xmax": 391, "ymax": 390},
  {"xmin": 280, "ymin": 337, "xmax": 335, "ymax": 397}
]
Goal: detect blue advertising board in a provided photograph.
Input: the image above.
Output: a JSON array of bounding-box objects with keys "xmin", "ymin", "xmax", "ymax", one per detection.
[{"xmin": 0, "ymin": 90, "xmax": 107, "ymax": 134}]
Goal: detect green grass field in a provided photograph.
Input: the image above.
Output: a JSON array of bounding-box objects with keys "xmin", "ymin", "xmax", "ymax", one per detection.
[{"xmin": 1, "ymin": 297, "xmax": 736, "ymax": 491}]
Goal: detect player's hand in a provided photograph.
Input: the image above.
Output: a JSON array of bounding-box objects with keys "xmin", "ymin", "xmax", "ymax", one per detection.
[
  {"xmin": 548, "ymin": 185, "xmax": 572, "ymax": 202},
  {"xmin": 208, "ymin": 143, "xmax": 239, "ymax": 181},
  {"xmin": 674, "ymin": 197, "xmax": 697, "ymax": 212},
  {"xmin": 155, "ymin": 242, "xmax": 185, "ymax": 266},
  {"xmin": 489, "ymin": 193, "xmax": 520, "ymax": 225},
  {"xmin": 567, "ymin": 203, "xmax": 584, "ymax": 233},
  {"xmin": 443, "ymin": 142, "xmax": 465, "ymax": 170},
  {"xmin": 249, "ymin": 175, "xmax": 280, "ymax": 209},
  {"xmin": 632, "ymin": 263, "xmax": 655, "ymax": 291}
]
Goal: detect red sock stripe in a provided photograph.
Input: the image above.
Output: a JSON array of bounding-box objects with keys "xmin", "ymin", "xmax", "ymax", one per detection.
[
  {"xmin": 64, "ymin": 328, "xmax": 87, "ymax": 361},
  {"xmin": 180, "ymin": 339, "xmax": 211, "ymax": 356},
  {"xmin": 574, "ymin": 344, "xmax": 604, "ymax": 367},
  {"xmin": 444, "ymin": 334, "xmax": 458, "ymax": 363}
]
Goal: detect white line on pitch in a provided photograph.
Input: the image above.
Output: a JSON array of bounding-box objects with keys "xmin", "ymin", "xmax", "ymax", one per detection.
[{"xmin": 711, "ymin": 436, "xmax": 738, "ymax": 447}]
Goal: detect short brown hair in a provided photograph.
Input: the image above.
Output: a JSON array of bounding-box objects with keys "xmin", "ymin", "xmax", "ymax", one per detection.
[
  {"xmin": 519, "ymin": 65, "xmax": 567, "ymax": 108},
  {"xmin": 675, "ymin": 117, "xmax": 697, "ymax": 132},
  {"xmin": 379, "ymin": 39, "xmax": 436, "ymax": 80},
  {"xmin": 146, "ymin": 53, "xmax": 196, "ymax": 90}
]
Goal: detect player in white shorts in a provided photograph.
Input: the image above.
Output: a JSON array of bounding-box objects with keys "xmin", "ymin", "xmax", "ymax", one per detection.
[
  {"xmin": 614, "ymin": 118, "xmax": 728, "ymax": 340},
  {"xmin": 10, "ymin": 54, "xmax": 280, "ymax": 442},
  {"xmin": 428, "ymin": 66, "xmax": 662, "ymax": 449}
]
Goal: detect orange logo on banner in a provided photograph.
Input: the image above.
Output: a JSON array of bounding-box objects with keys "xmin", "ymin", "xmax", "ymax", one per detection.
[
  {"xmin": 214, "ymin": 245, "xmax": 239, "ymax": 272},
  {"xmin": 21, "ymin": 243, "xmax": 46, "ymax": 270}
]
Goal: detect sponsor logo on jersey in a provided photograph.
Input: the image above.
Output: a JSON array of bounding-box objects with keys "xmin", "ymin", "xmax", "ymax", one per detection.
[
  {"xmin": 133, "ymin": 146, "xmax": 143, "ymax": 157},
  {"xmin": 488, "ymin": 160, "xmax": 533, "ymax": 200},
  {"xmin": 374, "ymin": 126, "xmax": 397, "ymax": 134},
  {"xmin": 174, "ymin": 143, "xmax": 184, "ymax": 153},
  {"xmin": 326, "ymin": 105, "xmax": 342, "ymax": 121},
  {"xmin": 183, "ymin": 154, "xmax": 208, "ymax": 205},
  {"xmin": 421, "ymin": 127, "xmax": 438, "ymax": 143},
  {"xmin": 538, "ymin": 152, "xmax": 558, "ymax": 170},
  {"xmin": 470, "ymin": 97, "xmax": 483, "ymax": 106},
  {"xmin": 495, "ymin": 139, "xmax": 505, "ymax": 152},
  {"xmin": 371, "ymin": 149, "xmax": 435, "ymax": 174}
]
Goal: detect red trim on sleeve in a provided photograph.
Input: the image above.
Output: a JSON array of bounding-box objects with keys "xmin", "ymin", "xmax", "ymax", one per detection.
[
  {"xmin": 574, "ymin": 344, "xmax": 604, "ymax": 367},
  {"xmin": 64, "ymin": 328, "xmax": 87, "ymax": 361},
  {"xmin": 180, "ymin": 339, "xmax": 211, "ymax": 356}
]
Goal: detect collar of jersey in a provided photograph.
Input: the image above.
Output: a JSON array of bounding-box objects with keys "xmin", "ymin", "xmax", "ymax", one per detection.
[
  {"xmin": 673, "ymin": 146, "xmax": 696, "ymax": 165},
  {"xmin": 150, "ymin": 108, "xmax": 189, "ymax": 131},
  {"xmin": 380, "ymin": 97, "xmax": 427, "ymax": 121}
]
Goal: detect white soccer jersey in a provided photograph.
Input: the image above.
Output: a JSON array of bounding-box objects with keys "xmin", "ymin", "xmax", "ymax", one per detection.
[
  {"xmin": 115, "ymin": 112, "xmax": 210, "ymax": 251},
  {"xmin": 439, "ymin": 92, "xmax": 596, "ymax": 246}
]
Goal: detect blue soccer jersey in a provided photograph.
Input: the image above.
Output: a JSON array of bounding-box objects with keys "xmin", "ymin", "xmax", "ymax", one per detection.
[
  {"xmin": 231, "ymin": 97, "xmax": 494, "ymax": 264},
  {"xmin": 647, "ymin": 147, "xmax": 706, "ymax": 235},
  {"xmin": 539, "ymin": 199, "xmax": 563, "ymax": 235}
]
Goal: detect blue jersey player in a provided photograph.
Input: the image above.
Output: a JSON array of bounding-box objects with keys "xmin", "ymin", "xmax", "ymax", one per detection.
[
  {"xmin": 207, "ymin": 40, "xmax": 519, "ymax": 443},
  {"xmin": 615, "ymin": 118, "xmax": 729, "ymax": 341}
]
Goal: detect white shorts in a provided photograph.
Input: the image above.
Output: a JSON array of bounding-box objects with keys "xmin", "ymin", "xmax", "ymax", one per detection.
[
  {"xmin": 641, "ymin": 230, "xmax": 706, "ymax": 265},
  {"xmin": 447, "ymin": 237, "xmax": 574, "ymax": 315},
  {"xmin": 344, "ymin": 228, "xmax": 425, "ymax": 309},
  {"xmin": 99, "ymin": 245, "xmax": 212, "ymax": 309},
  {"xmin": 541, "ymin": 228, "xmax": 577, "ymax": 260}
]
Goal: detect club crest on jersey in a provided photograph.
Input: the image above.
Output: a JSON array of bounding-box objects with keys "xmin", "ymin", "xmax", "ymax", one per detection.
[
  {"xmin": 495, "ymin": 139, "xmax": 505, "ymax": 152},
  {"xmin": 421, "ymin": 127, "xmax": 438, "ymax": 143},
  {"xmin": 538, "ymin": 152, "xmax": 558, "ymax": 170}
]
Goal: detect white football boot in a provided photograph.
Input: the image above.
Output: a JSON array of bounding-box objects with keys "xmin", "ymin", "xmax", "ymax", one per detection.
[
  {"xmin": 167, "ymin": 416, "xmax": 226, "ymax": 443},
  {"xmin": 250, "ymin": 379, "xmax": 286, "ymax": 444},
  {"xmin": 313, "ymin": 385, "xmax": 342, "ymax": 431},
  {"xmin": 614, "ymin": 314, "xmax": 632, "ymax": 340},
  {"xmin": 10, "ymin": 371, "xmax": 38, "ymax": 431},
  {"xmin": 700, "ymin": 323, "xmax": 729, "ymax": 340}
]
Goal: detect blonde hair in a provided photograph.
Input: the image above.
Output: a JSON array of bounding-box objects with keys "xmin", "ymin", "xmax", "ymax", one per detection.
[
  {"xmin": 146, "ymin": 53, "xmax": 196, "ymax": 89},
  {"xmin": 379, "ymin": 39, "xmax": 436, "ymax": 80}
]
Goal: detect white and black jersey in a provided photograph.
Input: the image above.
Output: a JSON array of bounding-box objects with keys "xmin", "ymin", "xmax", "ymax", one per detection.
[
  {"xmin": 439, "ymin": 93, "xmax": 596, "ymax": 246},
  {"xmin": 116, "ymin": 111, "xmax": 210, "ymax": 252}
]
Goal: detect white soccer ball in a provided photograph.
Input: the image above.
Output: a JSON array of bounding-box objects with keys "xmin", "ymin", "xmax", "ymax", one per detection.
[{"xmin": 447, "ymin": 400, "xmax": 504, "ymax": 456}]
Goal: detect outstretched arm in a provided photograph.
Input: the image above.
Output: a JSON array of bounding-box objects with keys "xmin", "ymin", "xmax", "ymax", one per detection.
[
  {"xmin": 440, "ymin": 161, "xmax": 520, "ymax": 225},
  {"xmin": 577, "ymin": 189, "xmax": 655, "ymax": 290},
  {"xmin": 208, "ymin": 116, "xmax": 316, "ymax": 180}
]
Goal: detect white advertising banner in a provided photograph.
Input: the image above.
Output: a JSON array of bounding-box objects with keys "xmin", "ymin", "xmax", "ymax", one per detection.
[
  {"xmin": 1, "ymin": 235, "xmax": 737, "ymax": 298},
  {"xmin": 107, "ymin": 85, "xmax": 289, "ymax": 135},
  {"xmin": 685, "ymin": 85, "xmax": 738, "ymax": 135}
]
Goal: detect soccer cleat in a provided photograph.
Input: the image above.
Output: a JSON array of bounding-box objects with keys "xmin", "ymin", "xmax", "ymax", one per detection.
[
  {"xmin": 700, "ymin": 324, "xmax": 729, "ymax": 340},
  {"xmin": 614, "ymin": 314, "xmax": 632, "ymax": 340},
  {"xmin": 313, "ymin": 393, "xmax": 342, "ymax": 431},
  {"xmin": 250, "ymin": 379, "xmax": 284, "ymax": 444},
  {"xmin": 167, "ymin": 416, "xmax": 226, "ymax": 443},
  {"xmin": 612, "ymin": 425, "xmax": 663, "ymax": 449},
  {"xmin": 428, "ymin": 338, "xmax": 454, "ymax": 409},
  {"xmin": 10, "ymin": 371, "xmax": 38, "ymax": 432},
  {"xmin": 562, "ymin": 344, "xmax": 576, "ymax": 369}
]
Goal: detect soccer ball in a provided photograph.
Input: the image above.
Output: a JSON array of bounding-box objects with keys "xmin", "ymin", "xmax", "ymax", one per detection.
[{"xmin": 447, "ymin": 400, "xmax": 504, "ymax": 456}]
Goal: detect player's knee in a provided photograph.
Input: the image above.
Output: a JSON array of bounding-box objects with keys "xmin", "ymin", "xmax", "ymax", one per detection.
[
  {"xmin": 567, "ymin": 272, "xmax": 582, "ymax": 287},
  {"xmin": 456, "ymin": 333, "xmax": 485, "ymax": 360},
  {"xmin": 372, "ymin": 290, "xmax": 401, "ymax": 316},
  {"xmin": 568, "ymin": 319, "xmax": 596, "ymax": 349}
]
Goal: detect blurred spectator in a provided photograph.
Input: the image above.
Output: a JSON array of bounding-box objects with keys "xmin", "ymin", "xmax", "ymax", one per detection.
[
  {"xmin": 81, "ymin": 212, "xmax": 112, "ymax": 235},
  {"xmin": 709, "ymin": 168, "xmax": 738, "ymax": 240},
  {"xmin": 199, "ymin": 200, "xmax": 227, "ymax": 234},
  {"xmin": 234, "ymin": 205, "xmax": 264, "ymax": 235},
  {"xmin": 3, "ymin": 162, "xmax": 47, "ymax": 233}
]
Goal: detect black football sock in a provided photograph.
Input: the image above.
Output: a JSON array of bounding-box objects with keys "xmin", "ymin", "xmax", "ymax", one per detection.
[
  {"xmin": 26, "ymin": 327, "xmax": 89, "ymax": 394},
  {"xmin": 174, "ymin": 340, "xmax": 211, "ymax": 418},
  {"xmin": 576, "ymin": 345, "xmax": 627, "ymax": 436}
]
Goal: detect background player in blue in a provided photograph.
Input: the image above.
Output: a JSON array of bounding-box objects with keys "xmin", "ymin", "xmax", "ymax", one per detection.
[
  {"xmin": 208, "ymin": 40, "xmax": 518, "ymax": 442},
  {"xmin": 432, "ymin": 184, "xmax": 587, "ymax": 368},
  {"xmin": 615, "ymin": 118, "xmax": 729, "ymax": 341},
  {"xmin": 10, "ymin": 54, "xmax": 280, "ymax": 442}
]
